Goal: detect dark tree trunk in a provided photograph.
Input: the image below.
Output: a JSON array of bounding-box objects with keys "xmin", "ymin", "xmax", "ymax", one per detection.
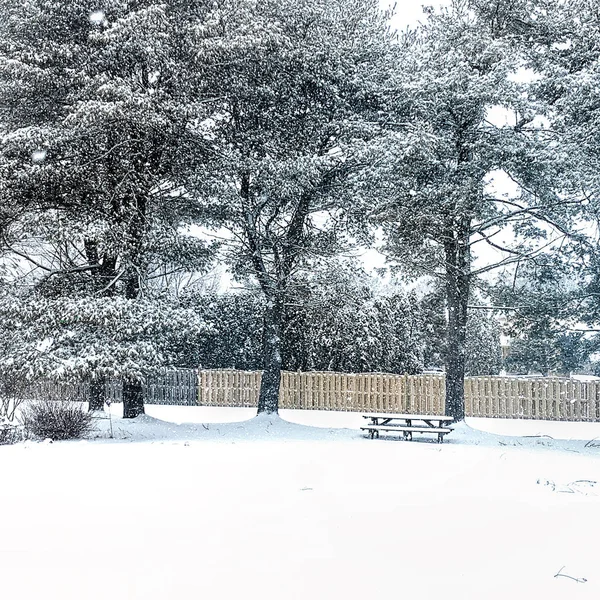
[
  {"xmin": 88, "ymin": 377, "xmax": 105, "ymax": 412},
  {"xmin": 121, "ymin": 194, "xmax": 148, "ymax": 419},
  {"xmin": 83, "ymin": 241, "xmax": 106, "ymax": 412},
  {"xmin": 83, "ymin": 240, "xmax": 116, "ymax": 411},
  {"xmin": 257, "ymin": 295, "xmax": 284, "ymax": 414},
  {"xmin": 444, "ymin": 231, "xmax": 470, "ymax": 421},
  {"xmin": 123, "ymin": 380, "xmax": 145, "ymax": 418}
]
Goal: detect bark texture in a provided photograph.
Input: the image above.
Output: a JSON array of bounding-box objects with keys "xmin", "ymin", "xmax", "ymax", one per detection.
[
  {"xmin": 88, "ymin": 377, "xmax": 105, "ymax": 412},
  {"xmin": 444, "ymin": 227, "xmax": 470, "ymax": 421},
  {"xmin": 257, "ymin": 296, "xmax": 284, "ymax": 414},
  {"xmin": 122, "ymin": 380, "xmax": 145, "ymax": 419},
  {"xmin": 121, "ymin": 194, "xmax": 147, "ymax": 419}
]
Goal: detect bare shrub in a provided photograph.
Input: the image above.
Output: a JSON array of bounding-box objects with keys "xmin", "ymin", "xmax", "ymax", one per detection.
[
  {"xmin": 0, "ymin": 373, "xmax": 30, "ymax": 422},
  {"xmin": 21, "ymin": 399, "xmax": 94, "ymax": 441},
  {"xmin": 0, "ymin": 422, "xmax": 25, "ymax": 445}
]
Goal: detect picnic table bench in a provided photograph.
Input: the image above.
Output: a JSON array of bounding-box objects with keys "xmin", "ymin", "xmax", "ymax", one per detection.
[{"xmin": 361, "ymin": 413, "xmax": 454, "ymax": 443}]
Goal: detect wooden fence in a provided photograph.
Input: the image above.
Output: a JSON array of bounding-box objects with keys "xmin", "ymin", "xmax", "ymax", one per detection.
[
  {"xmin": 26, "ymin": 379, "xmax": 92, "ymax": 403},
  {"xmin": 29, "ymin": 369, "xmax": 198, "ymax": 406},
  {"xmin": 198, "ymin": 369, "xmax": 600, "ymax": 422},
  {"xmin": 24, "ymin": 369, "xmax": 600, "ymax": 421},
  {"xmin": 465, "ymin": 376, "xmax": 600, "ymax": 421},
  {"xmin": 199, "ymin": 370, "xmax": 445, "ymax": 414},
  {"xmin": 198, "ymin": 370, "xmax": 262, "ymax": 408}
]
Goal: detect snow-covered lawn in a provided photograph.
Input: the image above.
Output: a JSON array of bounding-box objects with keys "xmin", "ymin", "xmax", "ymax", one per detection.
[{"xmin": 2, "ymin": 406, "xmax": 600, "ymax": 600}]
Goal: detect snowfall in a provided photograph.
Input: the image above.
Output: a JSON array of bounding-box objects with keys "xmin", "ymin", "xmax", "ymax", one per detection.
[{"xmin": 2, "ymin": 406, "xmax": 600, "ymax": 600}]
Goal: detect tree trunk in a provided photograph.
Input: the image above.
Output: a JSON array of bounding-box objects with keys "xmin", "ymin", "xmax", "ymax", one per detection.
[
  {"xmin": 121, "ymin": 195, "xmax": 148, "ymax": 419},
  {"xmin": 88, "ymin": 377, "xmax": 105, "ymax": 412},
  {"xmin": 123, "ymin": 380, "xmax": 145, "ymax": 418},
  {"xmin": 444, "ymin": 233, "xmax": 470, "ymax": 421},
  {"xmin": 84, "ymin": 240, "xmax": 112, "ymax": 412},
  {"xmin": 257, "ymin": 295, "xmax": 284, "ymax": 414}
]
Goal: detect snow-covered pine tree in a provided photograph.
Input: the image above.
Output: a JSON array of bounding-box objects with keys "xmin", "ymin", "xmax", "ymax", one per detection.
[
  {"xmin": 282, "ymin": 261, "xmax": 424, "ymax": 374},
  {"xmin": 0, "ymin": 1, "xmax": 212, "ymax": 415},
  {"xmin": 490, "ymin": 253, "xmax": 593, "ymax": 375},
  {"xmin": 464, "ymin": 310, "xmax": 503, "ymax": 376},
  {"xmin": 371, "ymin": 0, "xmax": 577, "ymax": 420},
  {"xmin": 183, "ymin": 0, "xmax": 395, "ymax": 413},
  {"xmin": 180, "ymin": 289, "xmax": 264, "ymax": 371},
  {"xmin": 181, "ymin": 261, "xmax": 425, "ymax": 375},
  {"xmin": 525, "ymin": 1, "xmax": 600, "ymax": 333},
  {"xmin": 475, "ymin": 0, "xmax": 600, "ymax": 373},
  {"xmin": 0, "ymin": 289, "xmax": 207, "ymax": 387},
  {"xmin": 419, "ymin": 282, "xmax": 503, "ymax": 375}
]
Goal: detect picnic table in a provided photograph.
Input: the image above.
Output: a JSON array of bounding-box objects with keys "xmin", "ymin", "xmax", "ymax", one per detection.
[{"xmin": 361, "ymin": 413, "xmax": 454, "ymax": 443}]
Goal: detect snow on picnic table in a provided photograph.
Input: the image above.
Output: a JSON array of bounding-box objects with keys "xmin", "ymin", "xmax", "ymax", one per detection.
[{"xmin": 1, "ymin": 406, "xmax": 600, "ymax": 600}]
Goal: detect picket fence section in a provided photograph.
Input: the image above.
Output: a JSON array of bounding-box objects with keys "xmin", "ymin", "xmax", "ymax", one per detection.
[
  {"xmin": 199, "ymin": 370, "xmax": 446, "ymax": 415},
  {"xmin": 29, "ymin": 369, "xmax": 198, "ymax": 406},
  {"xmin": 104, "ymin": 371, "xmax": 198, "ymax": 405},
  {"xmin": 465, "ymin": 376, "xmax": 600, "ymax": 421},
  {"xmin": 198, "ymin": 370, "xmax": 262, "ymax": 408},
  {"xmin": 27, "ymin": 379, "xmax": 92, "ymax": 403},
  {"xmin": 198, "ymin": 370, "xmax": 600, "ymax": 422},
  {"xmin": 143, "ymin": 370, "xmax": 198, "ymax": 406},
  {"xmin": 23, "ymin": 369, "xmax": 600, "ymax": 422}
]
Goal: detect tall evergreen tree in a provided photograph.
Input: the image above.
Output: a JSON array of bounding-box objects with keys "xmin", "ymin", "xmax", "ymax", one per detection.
[
  {"xmin": 282, "ymin": 262, "xmax": 424, "ymax": 374},
  {"xmin": 373, "ymin": 0, "xmax": 576, "ymax": 419},
  {"xmin": 185, "ymin": 0, "xmax": 395, "ymax": 413},
  {"xmin": 0, "ymin": 1, "xmax": 212, "ymax": 415},
  {"xmin": 181, "ymin": 262, "xmax": 424, "ymax": 375}
]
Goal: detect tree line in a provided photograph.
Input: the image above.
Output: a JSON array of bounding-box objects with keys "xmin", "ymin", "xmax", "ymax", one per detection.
[
  {"xmin": 180, "ymin": 263, "xmax": 506, "ymax": 377},
  {"xmin": 1, "ymin": 0, "xmax": 600, "ymax": 420}
]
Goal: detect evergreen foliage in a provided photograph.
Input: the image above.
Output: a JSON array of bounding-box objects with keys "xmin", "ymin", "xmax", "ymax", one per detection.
[
  {"xmin": 180, "ymin": 0, "xmax": 396, "ymax": 412},
  {"xmin": 0, "ymin": 0, "xmax": 213, "ymax": 415},
  {"xmin": 369, "ymin": 0, "xmax": 579, "ymax": 418}
]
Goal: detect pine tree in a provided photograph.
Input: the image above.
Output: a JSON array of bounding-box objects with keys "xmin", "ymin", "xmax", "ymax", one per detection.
[
  {"xmin": 0, "ymin": 1, "xmax": 212, "ymax": 415},
  {"xmin": 491, "ymin": 254, "xmax": 593, "ymax": 375},
  {"xmin": 373, "ymin": 0, "xmax": 576, "ymax": 419},
  {"xmin": 182, "ymin": 262, "xmax": 425, "ymax": 375},
  {"xmin": 185, "ymin": 0, "xmax": 395, "ymax": 413},
  {"xmin": 464, "ymin": 310, "xmax": 503, "ymax": 376},
  {"xmin": 283, "ymin": 261, "xmax": 424, "ymax": 374},
  {"xmin": 180, "ymin": 289, "xmax": 264, "ymax": 371}
]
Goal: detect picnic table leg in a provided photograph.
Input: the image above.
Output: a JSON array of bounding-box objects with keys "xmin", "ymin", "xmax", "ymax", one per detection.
[
  {"xmin": 438, "ymin": 433, "xmax": 443, "ymax": 444},
  {"xmin": 370, "ymin": 429, "xmax": 375, "ymax": 440}
]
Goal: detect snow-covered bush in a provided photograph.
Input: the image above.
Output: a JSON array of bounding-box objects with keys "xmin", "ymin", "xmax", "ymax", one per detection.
[
  {"xmin": 21, "ymin": 400, "xmax": 94, "ymax": 441},
  {"xmin": 183, "ymin": 261, "xmax": 426, "ymax": 374}
]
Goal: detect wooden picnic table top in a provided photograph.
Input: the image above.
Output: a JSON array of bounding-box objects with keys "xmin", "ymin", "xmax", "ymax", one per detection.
[
  {"xmin": 361, "ymin": 424, "xmax": 452, "ymax": 433},
  {"xmin": 362, "ymin": 413, "xmax": 454, "ymax": 423}
]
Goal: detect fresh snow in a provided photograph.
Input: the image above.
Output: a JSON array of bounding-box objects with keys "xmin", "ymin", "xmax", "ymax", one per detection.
[{"xmin": 1, "ymin": 406, "xmax": 600, "ymax": 599}]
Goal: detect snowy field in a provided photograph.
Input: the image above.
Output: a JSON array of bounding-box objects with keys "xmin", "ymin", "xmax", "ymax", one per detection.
[{"xmin": 2, "ymin": 406, "xmax": 600, "ymax": 600}]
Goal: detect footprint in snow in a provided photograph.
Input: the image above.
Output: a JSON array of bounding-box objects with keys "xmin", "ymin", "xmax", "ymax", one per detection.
[{"xmin": 537, "ymin": 479, "xmax": 598, "ymax": 495}]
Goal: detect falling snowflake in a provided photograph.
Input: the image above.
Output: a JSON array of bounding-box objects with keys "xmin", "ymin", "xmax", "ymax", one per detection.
[
  {"xmin": 31, "ymin": 149, "xmax": 47, "ymax": 163},
  {"xmin": 89, "ymin": 10, "xmax": 105, "ymax": 25}
]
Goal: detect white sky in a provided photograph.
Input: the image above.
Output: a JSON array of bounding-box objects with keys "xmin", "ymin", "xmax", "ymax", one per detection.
[{"xmin": 388, "ymin": 0, "xmax": 451, "ymax": 29}]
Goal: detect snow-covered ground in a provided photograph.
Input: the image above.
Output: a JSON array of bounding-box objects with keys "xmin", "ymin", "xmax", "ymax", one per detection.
[{"xmin": 2, "ymin": 406, "xmax": 600, "ymax": 600}]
